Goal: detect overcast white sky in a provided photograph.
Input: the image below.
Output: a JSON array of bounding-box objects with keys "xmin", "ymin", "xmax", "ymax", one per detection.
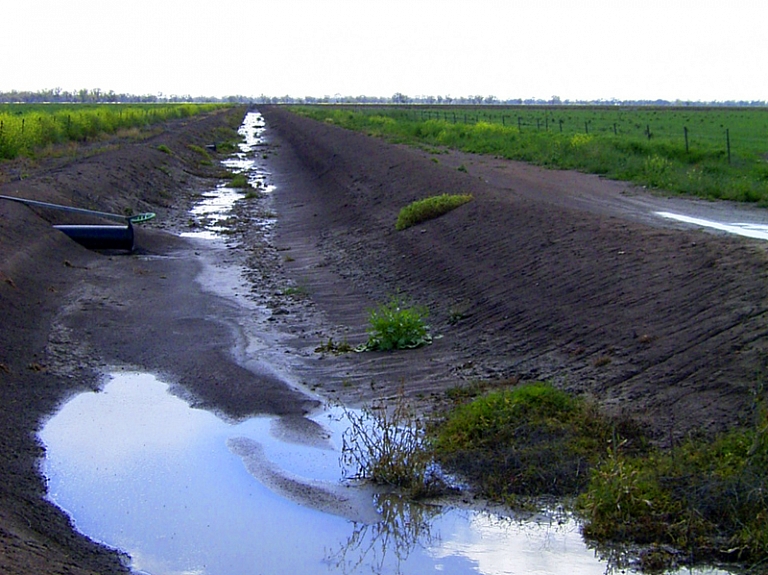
[{"xmin": 3, "ymin": 0, "xmax": 766, "ymax": 101}]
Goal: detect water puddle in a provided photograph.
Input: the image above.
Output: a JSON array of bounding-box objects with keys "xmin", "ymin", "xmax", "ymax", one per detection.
[
  {"xmin": 39, "ymin": 372, "xmax": 735, "ymax": 575},
  {"xmin": 656, "ymin": 211, "xmax": 768, "ymax": 240},
  {"xmin": 181, "ymin": 111, "xmax": 275, "ymax": 241}
]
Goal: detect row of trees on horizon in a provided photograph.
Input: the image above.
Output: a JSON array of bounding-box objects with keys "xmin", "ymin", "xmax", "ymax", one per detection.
[{"xmin": 1, "ymin": 88, "xmax": 765, "ymax": 107}]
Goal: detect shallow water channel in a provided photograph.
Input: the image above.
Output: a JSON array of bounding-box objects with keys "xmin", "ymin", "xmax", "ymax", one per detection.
[{"xmin": 38, "ymin": 112, "xmax": 744, "ymax": 575}]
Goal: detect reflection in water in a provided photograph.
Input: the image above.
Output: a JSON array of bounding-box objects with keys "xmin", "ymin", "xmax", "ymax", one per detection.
[
  {"xmin": 39, "ymin": 372, "xmax": 734, "ymax": 575},
  {"xmin": 328, "ymin": 494, "xmax": 439, "ymax": 574}
]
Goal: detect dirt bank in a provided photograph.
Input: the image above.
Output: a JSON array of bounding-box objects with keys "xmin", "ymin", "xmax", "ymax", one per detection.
[
  {"xmin": 1, "ymin": 104, "xmax": 767, "ymax": 573},
  {"xmin": 260, "ymin": 105, "xmax": 768, "ymax": 439}
]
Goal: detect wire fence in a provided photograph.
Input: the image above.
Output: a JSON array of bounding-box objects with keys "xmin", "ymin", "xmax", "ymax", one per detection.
[{"xmin": 351, "ymin": 105, "xmax": 768, "ymax": 164}]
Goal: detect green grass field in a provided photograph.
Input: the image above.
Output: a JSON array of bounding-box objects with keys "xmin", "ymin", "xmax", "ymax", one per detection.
[
  {"xmin": 291, "ymin": 105, "xmax": 768, "ymax": 204},
  {"xmin": 0, "ymin": 103, "xmax": 228, "ymax": 160}
]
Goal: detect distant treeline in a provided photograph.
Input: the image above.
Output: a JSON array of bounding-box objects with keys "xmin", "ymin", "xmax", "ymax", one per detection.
[
  {"xmin": 1, "ymin": 89, "xmax": 766, "ymax": 107},
  {"xmin": 0, "ymin": 88, "xmax": 246, "ymax": 104}
]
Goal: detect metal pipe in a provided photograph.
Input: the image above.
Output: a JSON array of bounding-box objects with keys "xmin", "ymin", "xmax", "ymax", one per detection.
[{"xmin": 53, "ymin": 224, "xmax": 134, "ymax": 251}]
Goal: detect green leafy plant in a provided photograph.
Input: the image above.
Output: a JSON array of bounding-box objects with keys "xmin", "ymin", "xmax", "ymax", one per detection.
[
  {"xmin": 357, "ymin": 295, "xmax": 432, "ymax": 351},
  {"xmin": 156, "ymin": 144, "xmax": 172, "ymax": 154},
  {"xmin": 395, "ymin": 194, "xmax": 473, "ymax": 231}
]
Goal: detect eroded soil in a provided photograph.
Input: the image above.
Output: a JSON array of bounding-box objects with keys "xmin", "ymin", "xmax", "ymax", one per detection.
[{"xmin": 1, "ymin": 105, "xmax": 767, "ymax": 573}]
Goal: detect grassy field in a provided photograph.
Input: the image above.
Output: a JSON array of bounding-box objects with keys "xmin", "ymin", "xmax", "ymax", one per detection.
[
  {"xmin": 0, "ymin": 103, "xmax": 228, "ymax": 160},
  {"xmin": 290, "ymin": 105, "xmax": 768, "ymax": 205}
]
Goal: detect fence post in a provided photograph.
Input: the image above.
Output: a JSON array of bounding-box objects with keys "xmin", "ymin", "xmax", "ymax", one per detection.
[
  {"xmin": 559, "ymin": 119, "xmax": 563, "ymax": 133},
  {"xmin": 726, "ymin": 128, "xmax": 731, "ymax": 164},
  {"xmin": 646, "ymin": 124, "xmax": 651, "ymax": 141},
  {"xmin": 584, "ymin": 121, "xmax": 589, "ymax": 134},
  {"xmin": 613, "ymin": 123, "xmax": 617, "ymax": 135},
  {"xmin": 518, "ymin": 117, "xmax": 522, "ymax": 131},
  {"xmin": 684, "ymin": 126, "xmax": 689, "ymax": 153}
]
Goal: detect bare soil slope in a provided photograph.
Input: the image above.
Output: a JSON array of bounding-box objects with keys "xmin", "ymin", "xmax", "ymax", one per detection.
[{"xmin": 262, "ymin": 105, "xmax": 768, "ymax": 439}]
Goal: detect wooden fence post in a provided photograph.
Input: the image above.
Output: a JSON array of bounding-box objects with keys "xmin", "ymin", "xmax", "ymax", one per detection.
[
  {"xmin": 726, "ymin": 128, "xmax": 731, "ymax": 164},
  {"xmin": 684, "ymin": 126, "xmax": 689, "ymax": 153}
]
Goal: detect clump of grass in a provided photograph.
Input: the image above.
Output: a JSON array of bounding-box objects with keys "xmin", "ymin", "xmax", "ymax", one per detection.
[
  {"xmin": 226, "ymin": 173, "xmax": 249, "ymax": 188},
  {"xmin": 432, "ymin": 382, "xmax": 642, "ymax": 500},
  {"xmin": 395, "ymin": 194, "xmax": 473, "ymax": 231},
  {"xmin": 356, "ymin": 295, "xmax": 432, "ymax": 351},
  {"xmin": 156, "ymin": 144, "xmax": 172, "ymax": 154},
  {"xmin": 578, "ymin": 404, "xmax": 768, "ymax": 565}
]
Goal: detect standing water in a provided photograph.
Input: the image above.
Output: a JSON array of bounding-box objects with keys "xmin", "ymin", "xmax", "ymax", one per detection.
[{"xmin": 39, "ymin": 372, "xmax": 734, "ymax": 575}]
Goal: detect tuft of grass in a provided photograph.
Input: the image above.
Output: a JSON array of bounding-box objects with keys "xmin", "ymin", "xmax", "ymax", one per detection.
[
  {"xmin": 432, "ymin": 382, "xmax": 643, "ymax": 500},
  {"xmin": 226, "ymin": 173, "xmax": 249, "ymax": 188},
  {"xmin": 578, "ymin": 403, "xmax": 768, "ymax": 564},
  {"xmin": 356, "ymin": 295, "xmax": 432, "ymax": 351},
  {"xmin": 395, "ymin": 193, "xmax": 473, "ymax": 231},
  {"xmin": 156, "ymin": 144, "xmax": 172, "ymax": 154}
]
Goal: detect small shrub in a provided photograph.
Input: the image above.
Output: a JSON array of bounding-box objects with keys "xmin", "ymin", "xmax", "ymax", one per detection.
[
  {"xmin": 395, "ymin": 194, "xmax": 473, "ymax": 231},
  {"xmin": 341, "ymin": 394, "xmax": 442, "ymax": 496},
  {"xmin": 156, "ymin": 144, "xmax": 172, "ymax": 154},
  {"xmin": 357, "ymin": 295, "xmax": 431, "ymax": 351}
]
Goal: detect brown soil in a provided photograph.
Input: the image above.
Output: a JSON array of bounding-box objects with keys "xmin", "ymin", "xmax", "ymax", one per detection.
[{"xmin": 1, "ymin": 104, "xmax": 767, "ymax": 573}]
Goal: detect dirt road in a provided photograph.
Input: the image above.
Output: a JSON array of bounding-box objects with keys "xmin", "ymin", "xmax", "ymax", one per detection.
[{"xmin": 1, "ymin": 105, "xmax": 767, "ymax": 573}]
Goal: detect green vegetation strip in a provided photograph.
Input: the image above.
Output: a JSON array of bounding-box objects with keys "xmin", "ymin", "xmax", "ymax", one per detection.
[
  {"xmin": 429, "ymin": 381, "xmax": 768, "ymax": 569},
  {"xmin": 0, "ymin": 103, "xmax": 229, "ymax": 160},
  {"xmin": 290, "ymin": 105, "xmax": 768, "ymax": 205},
  {"xmin": 395, "ymin": 194, "xmax": 473, "ymax": 230}
]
